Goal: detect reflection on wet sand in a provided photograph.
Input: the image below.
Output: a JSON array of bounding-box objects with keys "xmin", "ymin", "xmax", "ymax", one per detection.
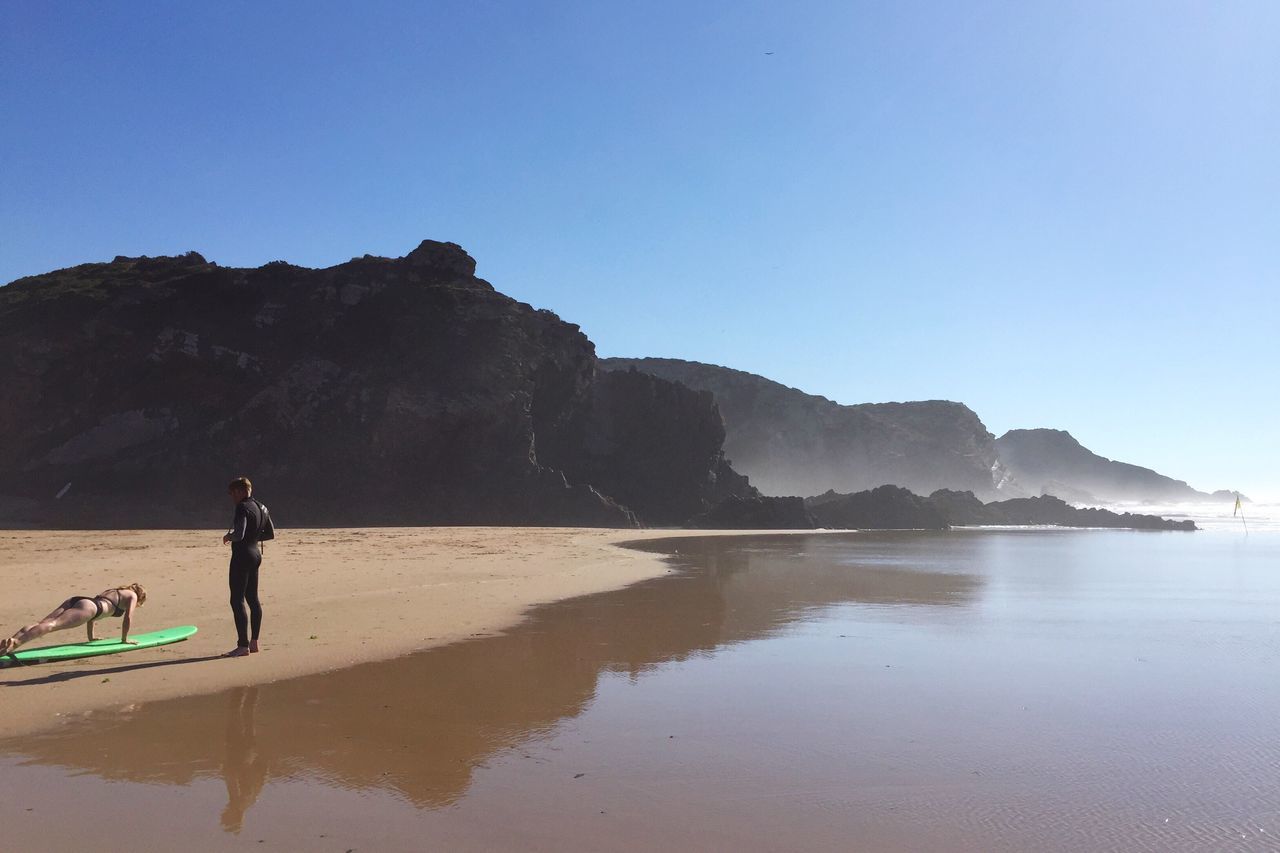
[
  {"xmin": 0, "ymin": 534, "xmax": 978, "ymax": 823},
  {"xmin": 221, "ymin": 687, "xmax": 269, "ymax": 833}
]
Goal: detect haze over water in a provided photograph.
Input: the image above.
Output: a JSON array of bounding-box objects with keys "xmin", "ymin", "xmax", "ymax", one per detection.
[{"xmin": 3, "ymin": 526, "xmax": 1278, "ymax": 852}]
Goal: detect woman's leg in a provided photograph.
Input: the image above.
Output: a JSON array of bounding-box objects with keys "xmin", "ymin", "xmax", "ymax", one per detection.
[{"xmin": 1, "ymin": 600, "xmax": 95, "ymax": 654}]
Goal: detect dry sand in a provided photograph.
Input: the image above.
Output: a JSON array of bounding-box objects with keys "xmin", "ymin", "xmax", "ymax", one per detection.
[{"xmin": 0, "ymin": 527, "xmax": 744, "ymax": 739}]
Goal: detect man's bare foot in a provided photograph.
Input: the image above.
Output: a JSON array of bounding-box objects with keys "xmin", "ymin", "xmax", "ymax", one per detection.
[
  {"xmin": 224, "ymin": 647, "xmax": 251, "ymax": 658},
  {"xmin": 249, "ymin": 640, "xmax": 260, "ymax": 653},
  {"xmin": 0, "ymin": 637, "xmax": 17, "ymax": 655}
]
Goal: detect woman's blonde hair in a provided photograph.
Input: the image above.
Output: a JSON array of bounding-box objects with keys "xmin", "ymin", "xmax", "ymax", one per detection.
[
  {"xmin": 228, "ymin": 476, "xmax": 252, "ymax": 494},
  {"xmin": 118, "ymin": 583, "xmax": 147, "ymax": 606}
]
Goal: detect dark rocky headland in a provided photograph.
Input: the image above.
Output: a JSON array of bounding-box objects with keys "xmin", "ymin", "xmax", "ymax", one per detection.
[
  {"xmin": 603, "ymin": 358, "xmax": 1240, "ymax": 510},
  {"xmin": 995, "ymin": 428, "xmax": 1239, "ymax": 505},
  {"xmin": 0, "ymin": 242, "xmax": 756, "ymax": 528}
]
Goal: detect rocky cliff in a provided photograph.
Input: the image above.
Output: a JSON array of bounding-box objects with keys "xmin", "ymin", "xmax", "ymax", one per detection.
[
  {"xmin": 600, "ymin": 358, "xmax": 1013, "ymax": 500},
  {"xmin": 994, "ymin": 429, "xmax": 1234, "ymax": 504},
  {"xmin": 0, "ymin": 242, "xmax": 749, "ymax": 527},
  {"xmin": 542, "ymin": 367, "xmax": 754, "ymax": 526}
]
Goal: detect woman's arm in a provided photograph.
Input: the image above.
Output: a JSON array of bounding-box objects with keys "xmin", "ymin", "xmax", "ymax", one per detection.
[{"xmin": 120, "ymin": 593, "xmax": 138, "ymax": 644}]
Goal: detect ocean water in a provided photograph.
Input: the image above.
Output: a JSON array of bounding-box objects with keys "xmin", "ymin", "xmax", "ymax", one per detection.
[
  {"xmin": 2, "ymin": 524, "xmax": 1277, "ymax": 852},
  {"xmin": 1090, "ymin": 500, "xmax": 1280, "ymax": 534}
]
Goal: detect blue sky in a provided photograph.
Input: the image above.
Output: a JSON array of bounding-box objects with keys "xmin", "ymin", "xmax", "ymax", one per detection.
[{"xmin": 3, "ymin": 2, "xmax": 1277, "ymax": 498}]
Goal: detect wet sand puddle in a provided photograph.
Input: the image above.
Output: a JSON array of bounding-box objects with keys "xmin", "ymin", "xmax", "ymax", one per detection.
[{"xmin": 2, "ymin": 531, "xmax": 1278, "ymax": 852}]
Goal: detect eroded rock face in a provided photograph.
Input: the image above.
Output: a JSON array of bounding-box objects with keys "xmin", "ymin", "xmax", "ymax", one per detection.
[
  {"xmin": 600, "ymin": 358, "xmax": 1014, "ymax": 500},
  {"xmin": 546, "ymin": 368, "xmax": 756, "ymax": 526},
  {"xmin": 0, "ymin": 241, "xmax": 738, "ymax": 527}
]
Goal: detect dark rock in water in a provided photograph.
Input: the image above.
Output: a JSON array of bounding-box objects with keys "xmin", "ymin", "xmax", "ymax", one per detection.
[
  {"xmin": 685, "ymin": 495, "xmax": 815, "ymax": 530},
  {"xmin": 995, "ymin": 428, "xmax": 1233, "ymax": 505},
  {"xmin": 0, "ymin": 242, "xmax": 745, "ymax": 528},
  {"xmin": 806, "ymin": 485, "xmax": 949, "ymax": 530},
  {"xmin": 982, "ymin": 495, "xmax": 1196, "ymax": 531},
  {"xmin": 1033, "ymin": 480, "xmax": 1101, "ymax": 505},
  {"xmin": 802, "ymin": 486, "xmax": 1196, "ymax": 531},
  {"xmin": 600, "ymin": 357, "xmax": 1016, "ymax": 500},
  {"xmin": 926, "ymin": 489, "xmax": 991, "ymax": 526}
]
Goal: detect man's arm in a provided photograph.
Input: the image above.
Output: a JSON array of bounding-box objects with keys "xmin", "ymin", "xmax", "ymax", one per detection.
[{"xmin": 223, "ymin": 504, "xmax": 248, "ymax": 545}]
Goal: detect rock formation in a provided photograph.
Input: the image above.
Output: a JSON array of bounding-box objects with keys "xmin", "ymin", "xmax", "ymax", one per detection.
[
  {"xmin": 975, "ymin": 493, "xmax": 1196, "ymax": 530},
  {"xmin": 0, "ymin": 242, "xmax": 750, "ymax": 527},
  {"xmin": 600, "ymin": 358, "xmax": 1014, "ymax": 500},
  {"xmin": 542, "ymin": 367, "xmax": 754, "ymax": 526},
  {"xmin": 804, "ymin": 487, "xmax": 1195, "ymax": 531},
  {"xmin": 924, "ymin": 488, "xmax": 993, "ymax": 526},
  {"xmin": 685, "ymin": 495, "xmax": 815, "ymax": 530},
  {"xmin": 806, "ymin": 486, "xmax": 949, "ymax": 530}
]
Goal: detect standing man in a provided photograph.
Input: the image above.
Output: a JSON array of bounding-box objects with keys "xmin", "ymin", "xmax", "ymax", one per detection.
[{"xmin": 222, "ymin": 476, "xmax": 274, "ymax": 658}]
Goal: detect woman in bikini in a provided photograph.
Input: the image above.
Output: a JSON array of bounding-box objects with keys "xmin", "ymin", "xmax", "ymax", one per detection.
[{"xmin": 0, "ymin": 584, "xmax": 147, "ymax": 656}]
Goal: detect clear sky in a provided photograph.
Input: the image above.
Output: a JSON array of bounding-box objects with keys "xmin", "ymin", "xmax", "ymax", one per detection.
[{"xmin": 3, "ymin": 2, "xmax": 1277, "ymax": 498}]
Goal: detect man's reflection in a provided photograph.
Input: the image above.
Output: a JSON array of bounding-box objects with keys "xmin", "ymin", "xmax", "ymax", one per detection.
[{"xmin": 221, "ymin": 686, "xmax": 270, "ymax": 833}]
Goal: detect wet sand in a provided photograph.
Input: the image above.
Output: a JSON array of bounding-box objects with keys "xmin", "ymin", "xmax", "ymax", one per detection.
[
  {"xmin": 0, "ymin": 527, "xmax": 787, "ymax": 739},
  {"xmin": 1, "ymin": 533, "xmax": 981, "ymax": 852},
  {"xmin": 4, "ymin": 529, "xmax": 1277, "ymax": 851}
]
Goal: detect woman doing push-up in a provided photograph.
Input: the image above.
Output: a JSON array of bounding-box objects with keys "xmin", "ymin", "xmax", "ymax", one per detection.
[{"xmin": 0, "ymin": 584, "xmax": 147, "ymax": 656}]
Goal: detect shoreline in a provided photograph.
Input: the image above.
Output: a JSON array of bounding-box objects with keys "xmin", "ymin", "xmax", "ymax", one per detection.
[{"xmin": 0, "ymin": 527, "xmax": 817, "ymax": 740}]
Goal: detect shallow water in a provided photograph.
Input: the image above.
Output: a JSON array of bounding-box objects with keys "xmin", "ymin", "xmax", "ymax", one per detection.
[
  {"xmin": 2, "ymin": 529, "xmax": 1278, "ymax": 852},
  {"xmin": 1092, "ymin": 500, "xmax": 1280, "ymax": 534}
]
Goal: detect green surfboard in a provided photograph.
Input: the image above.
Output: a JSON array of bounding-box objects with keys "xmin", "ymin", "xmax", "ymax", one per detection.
[{"xmin": 0, "ymin": 625, "xmax": 197, "ymax": 668}]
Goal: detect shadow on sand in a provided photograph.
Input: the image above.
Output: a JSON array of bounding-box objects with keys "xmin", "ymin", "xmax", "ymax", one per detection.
[{"xmin": 0, "ymin": 653, "xmax": 227, "ymax": 687}]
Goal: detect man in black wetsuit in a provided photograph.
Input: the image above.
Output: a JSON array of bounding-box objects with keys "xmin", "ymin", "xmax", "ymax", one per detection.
[{"xmin": 221, "ymin": 476, "xmax": 273, "ymax": 658}]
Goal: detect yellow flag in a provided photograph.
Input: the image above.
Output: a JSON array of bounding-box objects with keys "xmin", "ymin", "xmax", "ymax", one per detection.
[{"xmin": 1234, "ymin": 494, "xmax": 1242, "ymax": 517}]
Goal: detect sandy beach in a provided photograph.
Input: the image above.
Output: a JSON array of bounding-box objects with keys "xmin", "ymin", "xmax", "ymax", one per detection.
[
  {"xmin": 0, "ymin": 527, "xmax": 737, "ymax": 739},
  {"xmin": 3, "ymin": 529, "xmax": 1277, "ymax": 851}
]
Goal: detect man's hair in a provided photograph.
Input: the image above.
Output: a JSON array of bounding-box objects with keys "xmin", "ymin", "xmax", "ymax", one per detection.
[{"xmin": 228, "ymin": 476, "xmax": 253, "ymax": 494}]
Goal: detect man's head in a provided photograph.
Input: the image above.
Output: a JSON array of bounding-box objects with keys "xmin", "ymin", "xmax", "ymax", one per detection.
[{"xmin": 228, "ymin": 476, "xmax": 253, "ymax": 503}]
